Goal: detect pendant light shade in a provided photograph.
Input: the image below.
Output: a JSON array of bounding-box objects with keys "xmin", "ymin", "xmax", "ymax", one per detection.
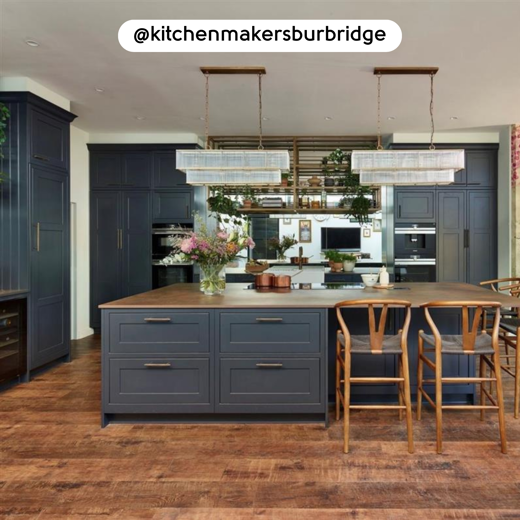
[
  {"xmin": 354, "ymin": 67, "xmax": 464, "ymax": 186},
  {"xmin": 352, "ymin": 149, "xmax": 464, "ymax": 185},
  {"xmin": 180, "ymin": 66, "xmax": 290, "ymax": 186},
  {"xmin": 177, "ymin": 149, "xmax": 289, "ymax": 185}
]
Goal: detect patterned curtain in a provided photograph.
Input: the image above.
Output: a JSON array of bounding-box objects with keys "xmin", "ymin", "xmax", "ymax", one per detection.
[{"xmin": 513, "ymin": 124, "xmax": 520, "ymax": 186}]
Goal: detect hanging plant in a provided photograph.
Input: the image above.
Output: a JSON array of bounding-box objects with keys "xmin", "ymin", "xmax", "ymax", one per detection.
[
  {"xmin": 207, "ymin": 186, "xmax": 246, "ymax": 226},
  {"xmin": 0, "ymin": 102, "xmax": 10, "ymax": 183}
]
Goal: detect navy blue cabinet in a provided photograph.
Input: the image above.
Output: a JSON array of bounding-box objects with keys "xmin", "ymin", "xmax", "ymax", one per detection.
[
  {"xmin": 90, "ymin": 153, "xmax": 122, "ymax": 188},
  {"xmin": 395, "ymin": 189, "xmax": 435, "ymax": 223},
  {"xmin": 90, "ymin": 191, "xmax": 151, "ymax": 330},
  {"xmin": 153, "ymin": 190, "xmax": 193, "ymax": 223},
  {"xmin": 91, "ymin": 152, "xmax": 152, "ymax": 189},
  {"xmin": 153, "ymin": 152, "xmax": 188, "ymax": 188},
  {"xmin": 0, "ymin": 92, "xmax": 76, "ymax": 373}
]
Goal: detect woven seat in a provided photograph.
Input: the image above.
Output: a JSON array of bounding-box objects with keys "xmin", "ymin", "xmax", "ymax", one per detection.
[
  {"xmin": 500, "ymin": 317, "xmax": 520, "ymax": 335},
  {"xmin": 419, "ymin": 332, "xmax": 495, "ymax": 355},
  {"xmin": 339, "ymin": 333, "xmax": 403, "ymax": 354}
]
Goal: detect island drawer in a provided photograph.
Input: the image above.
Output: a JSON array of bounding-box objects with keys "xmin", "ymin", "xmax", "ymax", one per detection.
[
  {"xmin": 108, "ymin": 357, "xmax": 210, "ymax": 407},
  {"xmin": 218, "ymin": 311, "xmax": 321, "ymax": 354},
  {"xmin": 218, "ymin": 358, "xmax": 321, "ymax": 410},
  {"xmin": 108, "ymin": 311, "xmax": 210, "ymax": 354}
]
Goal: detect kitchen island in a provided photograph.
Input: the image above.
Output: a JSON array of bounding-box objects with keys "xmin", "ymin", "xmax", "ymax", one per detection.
[{"xmin": 100, "ymin": 283, "xmax": 520, "ymax": 427}]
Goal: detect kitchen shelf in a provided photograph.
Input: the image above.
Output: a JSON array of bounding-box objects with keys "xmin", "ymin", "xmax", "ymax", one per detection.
[{"xmin": 237, "ymin": 207, "xmax": 381, "ymax": 215}]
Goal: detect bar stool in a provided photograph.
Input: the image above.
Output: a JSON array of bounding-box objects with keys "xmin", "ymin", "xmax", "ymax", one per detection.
[
  {"xmin": 335, "ymin": 300, "xmax": 414, "ymax": 454},
  {"xmin": 481, "ymin": 278, "xmax": 520, "ymax": 418},
  {"xmin": 417, "ymin": 301, "xmax": 507, "ymax": 454}
]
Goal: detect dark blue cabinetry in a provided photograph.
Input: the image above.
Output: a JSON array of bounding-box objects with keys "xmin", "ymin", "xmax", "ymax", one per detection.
[
  {"xmin": 0, "ymin": 92, "xmax": 76, "ymax": 373},
  {"xmin": 89, "ymin": 144, "xmax": 198, "ymax": 331}
]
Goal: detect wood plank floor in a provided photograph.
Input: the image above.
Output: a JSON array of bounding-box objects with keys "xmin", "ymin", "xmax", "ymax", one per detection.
[{"xmin": 1, "ymin": 336, "xmax": 520, "ymax": 519}]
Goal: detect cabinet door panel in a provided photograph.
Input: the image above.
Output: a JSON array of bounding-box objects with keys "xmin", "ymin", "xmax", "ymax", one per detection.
[
  {"xmin": 467, "ymin": 191, "xmax": 497, "ymax": 286},
  {"xmin": 30, "ymin": 166, "xmax": 69, "ymax": 368},
  {"xmin": 122, "ymin": 192, "xmax": 152, "ymax": 297},
  {"xmin": 437, "ymin": 191, "xmax": 465, "ymax": 283},
  {"xmin": 153, "ymin": 190, "xmax": 193, "ymax": 223},
  {"xmin": 395, "ymin": 190, "xmax": 435, "ymax": 222},
  {"xmin": 466, "ymin": 151, "xmax": 497, "ymax": 188},
  {"xmin": 30, "ymin": 110, "xmax": 68, "ymax": 169},
  {"xmin": 90, "ymin": 153, "xmax": 122, "ymax": 188},
  {"xmin": 153, "ymin": 152, "xmax": 187, "ymax": 188},
  {"xmin": 90, "ymin": 192, "xmax": 122, "ymax": 330},
  {"xmin": 122, "ymin": 153, "xmax": 152, "ymax": 188}
]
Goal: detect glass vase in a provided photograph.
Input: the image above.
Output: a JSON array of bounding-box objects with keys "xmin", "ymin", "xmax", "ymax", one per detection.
[
  {"xmin": 199, "ymin": 264, "xmax": 226, "ymax": 295},
  {"xmin": 277, "ymin": 252, "xmax": 288, "ymax": 263}
]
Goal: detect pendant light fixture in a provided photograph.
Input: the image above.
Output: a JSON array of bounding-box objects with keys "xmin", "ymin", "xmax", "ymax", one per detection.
[
  {"xmin": 351, "ymin": 67, "xmax": 464, "ymax": 186},
  {"xmin": 177, "ymin": 67, "xmax": 290, "ymax": 185}
]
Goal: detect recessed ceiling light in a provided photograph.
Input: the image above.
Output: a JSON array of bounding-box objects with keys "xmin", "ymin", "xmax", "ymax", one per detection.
[
  {"xmin": 387, "ymin": 116, "xmax": 396, "ymax": 120},
  {"xmin": 199, "ymin": 117, "xmax": 205, "ymax": 121},
  {"xmin": 324, "ymin": 116, "xmax": 333, "ymax": 121},
  {"xmin": 95, "ymin": 87, "xmax": 104, "ymax": 93},
  {"xmin": 450, "ymin": 116, "xmax": 459, "ymax": 120},
  {"xmin": 25, "ymin": 39, "xmax": 40, "ymax": 47},
  {"xmin": 262, "ymin": 117, "xmax": 269, "ymax": 121},
  {"xmin": 134, "ymin": 116, "xmax": 146, "ymax": 121}
]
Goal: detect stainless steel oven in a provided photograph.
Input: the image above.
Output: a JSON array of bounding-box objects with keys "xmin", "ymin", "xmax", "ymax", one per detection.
[
  {"xmin": 395, "ymin": 225, "xmax": 436, "ymax": 260},
  {"xmin": 152, "ymin": 224, "xmax": 194, "ymax": 289},
  {"xmin": 395, "ymin": 259, "xmax": 436, "ymax": 283}
]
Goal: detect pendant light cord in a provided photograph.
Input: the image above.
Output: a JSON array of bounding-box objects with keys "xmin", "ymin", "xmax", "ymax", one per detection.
[
  {"xmin": 376, "ymin": 72, "xmax": 383, "ymax": 151},
  {"xmin": 204, "ymin": 72, "xmax": 210, "ymax": 150},
  {"xmin": 429, "ymin": 72, "xmax": 436, "ymax": 151},
  {"xmin": 258, "ymin": 73, "xmax": 264, "ymax": 150}
]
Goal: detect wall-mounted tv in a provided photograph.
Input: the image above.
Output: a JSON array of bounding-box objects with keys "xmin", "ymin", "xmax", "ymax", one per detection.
[{"xmin": 321, "ymin": 227, "xmax": 361, "ymax": 252}]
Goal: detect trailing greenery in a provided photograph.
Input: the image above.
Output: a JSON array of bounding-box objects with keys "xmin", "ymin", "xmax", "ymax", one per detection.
[
  {"xmin": 0, "ymin": 102, "xmax": 10, "ymax": 183},
  {"xmin": 207, "ymin": 186, "xmax": 242, "ymax": 225}
]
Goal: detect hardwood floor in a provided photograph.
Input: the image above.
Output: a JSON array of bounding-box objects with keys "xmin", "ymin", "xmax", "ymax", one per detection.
[{"xmin": 1, "ymin": 336, "xmax": 520, "ymax": 519}]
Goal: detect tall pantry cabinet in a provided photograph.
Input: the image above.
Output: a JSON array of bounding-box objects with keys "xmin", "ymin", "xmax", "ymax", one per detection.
[{"xmin": 0, "ymin": 92, "xmax": 76, "ymax": 372}]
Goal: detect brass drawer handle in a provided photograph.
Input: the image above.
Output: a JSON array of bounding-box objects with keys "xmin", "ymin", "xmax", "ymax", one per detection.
[
  {"xmin": 256, "ymin": 317, "xmax": 283, "ymax": 322},
  {"xmin": 256, "ymin": 363, "xmax": 284, "ymax": 368},
  {"xmin": 144, "ymin": 363, "xmax": 171, "ymax": 368},
  {"xmin": 36, "ymin": 222, "xmax": 40, "ymax": 252},
  {"xmin": 33, "ymin": 154, "xmax": 49, "ymax": 162},
  {"xmin": 144, "ymin": 317, "xmax": 171, "ymax": 322}
]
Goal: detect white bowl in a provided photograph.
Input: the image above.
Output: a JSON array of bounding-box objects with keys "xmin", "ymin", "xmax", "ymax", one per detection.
[{"xmin": 361, "ymin": 273, "xmax": 379, "ymax": 287}]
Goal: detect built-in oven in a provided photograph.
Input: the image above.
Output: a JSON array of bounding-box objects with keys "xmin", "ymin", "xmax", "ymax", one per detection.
[
  {"xmin": 152, "ymin": 224, "xmax": 194, "ymax": 289},
  {"xmin": 394, "ymin": 259, "xmax": 437, "ymax": 283},
  {"xmin": 395, "ymin": 224, "xmax": 436, "ymax": 260}
]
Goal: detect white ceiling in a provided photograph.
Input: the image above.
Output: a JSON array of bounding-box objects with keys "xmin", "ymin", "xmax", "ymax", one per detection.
[{"xmin": 1, "ymin": 0, "xmax": 520, "ymax": 136}]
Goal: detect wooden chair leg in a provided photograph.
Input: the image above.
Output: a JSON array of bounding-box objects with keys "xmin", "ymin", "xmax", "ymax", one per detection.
[
  {"xmin": 435, "ymin": 346, "xmax": 443, "ymax": 454},
  {"xmin": 480, "ymin": 355, "xmax": 486, "ymax": 421},
  {"xmin": 343, "ymin": 348, "xmax": 352, "ymax": 454},
  {"xmin": 335, "ymin": 336, "xmax": 341, "ymax": 421},
  {"xmin": 515, "ymin": 328, "xmax": 520, "ymax": 420},
  {"xmin": 417, "ymin": 332, "xmax": 424, "ymax": 421},
  {"xmin": 398, "ymin": 356, "xmax": 404, "ymax": 421},
  {"xmin": 401, "ymin": 343, "xmax": 414, "ymax": 454},
  {"xmin": 491, "ymin": 351, "xmax": 507, "ymax": 454}
]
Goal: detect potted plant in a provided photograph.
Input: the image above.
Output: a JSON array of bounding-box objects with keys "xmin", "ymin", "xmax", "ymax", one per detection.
[
  {"xmin": 325, "ymin": 250, "xmax": 343, "ymax": 272},
  {"xmin": 241, "ymin": 186, "xmax": 258, "ymax": 209},
  {"xmin": 342, "ymin": 253, "xmax": 357, "ymax": 272},
  {"xmin": 339, "ymin": 168, "xmax": 374, "ymax": 225},
  {"xmin": 0, "ymin": 102, "xmax": 11, "ymax": 184},
  {"xmin": 268, "ymin": 234, "xmax": 298, "ymax": 262},
  {"xmin": 281, "ymin": 173, "xmax": 290, "ymax": 187}
]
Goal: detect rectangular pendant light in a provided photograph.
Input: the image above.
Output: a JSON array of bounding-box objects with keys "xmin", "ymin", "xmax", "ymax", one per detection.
[
  {"xmin": 186, "ymin": 169, "xmax": 282, "ymax": 185},
  {"xmin": 177, "ymin": 149, "xmax": 289, "ymax": 186},
  {"xmin": 359, "ymin": 169, "xmax": 455, "ymax": 186}
]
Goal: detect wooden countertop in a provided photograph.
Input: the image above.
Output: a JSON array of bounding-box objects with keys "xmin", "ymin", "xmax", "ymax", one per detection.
[{"xmin": 99, "ymin": 283, "xmax": 520, "ymax": 309}]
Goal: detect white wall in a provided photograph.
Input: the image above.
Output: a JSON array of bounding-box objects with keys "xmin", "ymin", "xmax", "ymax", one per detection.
[
  {"xmin": 497, "ymin": 126, "xmax": 512, "ymax": 277},
  {"xmin": 0, "ymin": 77, "xmax": 71, "ymax": 111},
  {"xmin": 70, "ymin": 126, "xmax": 92, "ymax": 339}
]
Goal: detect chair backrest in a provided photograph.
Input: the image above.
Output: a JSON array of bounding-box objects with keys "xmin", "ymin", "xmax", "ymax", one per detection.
[
  {"xmin": 420, "ymin": 301, "xmax": 502, "ymax": 352},
  {"xmin": 335, "ymin": 300, "xmax": 412, "ymax": 353},
  {"xmin": 480, "ymin": 277, "xmax": 520, "ymax": 298}
]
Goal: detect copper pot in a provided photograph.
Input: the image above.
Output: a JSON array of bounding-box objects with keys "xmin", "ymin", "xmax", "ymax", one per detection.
[
  {"xmin": 290, "ymin": 256, "xmax": 309, "ymax": 264},
  {"xmin": 272, "ymin": 274, "xmax": 292, "ymax": 288},
  {"xmin": 254, "ymin": 273, "xmax": 274, "ymax": 287}
]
